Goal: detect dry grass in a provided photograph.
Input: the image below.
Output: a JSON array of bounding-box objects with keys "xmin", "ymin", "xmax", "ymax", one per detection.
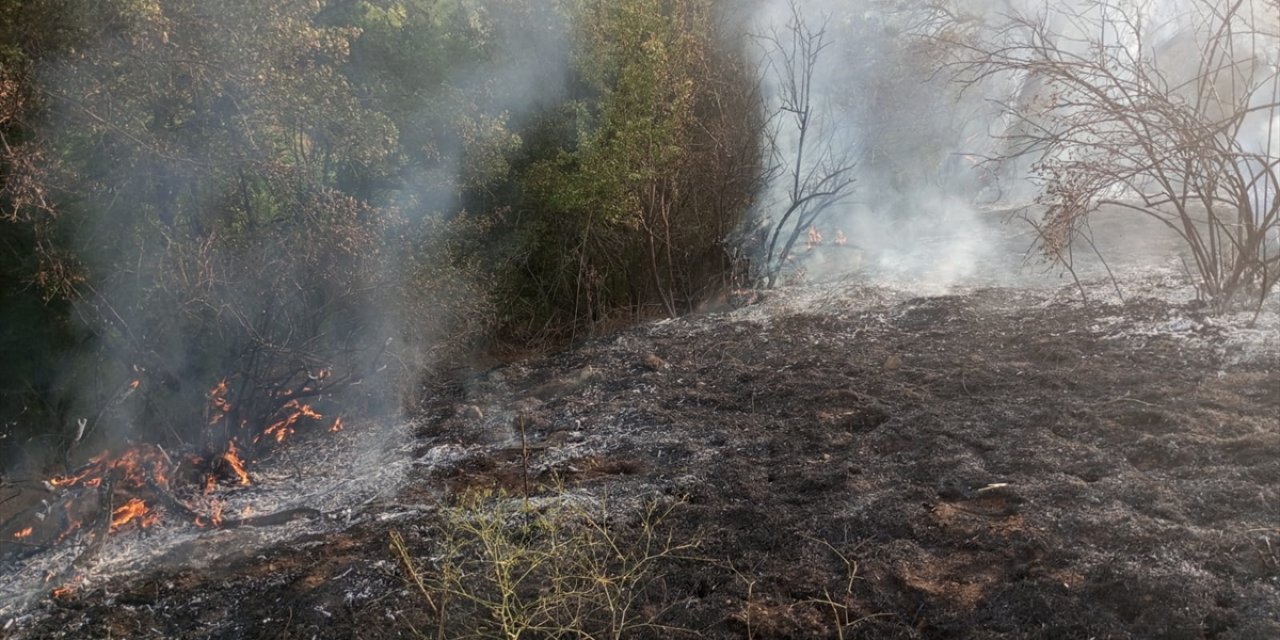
[{"xmin": 392, "ymin": 488, "xmax": 699, "ymax": 640}]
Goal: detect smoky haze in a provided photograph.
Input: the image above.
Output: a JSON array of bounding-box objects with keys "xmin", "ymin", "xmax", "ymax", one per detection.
[
  {"xmin": 0, "ymin": 0, "xmax": 577, "ymax": 474},
  {"xmin": 1, "ymin": 0, "xmax": 1276, "ymax": 475},
  {"xmin": 748, "ymin": 0, "xmax": 1280, "ymax": 293}
]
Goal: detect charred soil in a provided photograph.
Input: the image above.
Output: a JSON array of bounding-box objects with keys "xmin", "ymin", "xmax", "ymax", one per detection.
[{"xmin": 4, "ymin": 280, "xmax": 1279, "ymax": 639}]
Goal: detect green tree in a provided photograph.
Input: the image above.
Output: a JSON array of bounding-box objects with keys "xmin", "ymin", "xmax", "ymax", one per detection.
[
  {"xmin": 1, "ymin": 0, "xmax": 432, "ymax": 460},
  {"xmin": 498, "ymin": 0, "xmax": 764, "ymax": 339}
]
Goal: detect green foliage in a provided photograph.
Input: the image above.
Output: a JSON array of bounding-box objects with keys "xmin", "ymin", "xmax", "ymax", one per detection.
[
  {"xmin": 492, "ymin": 0, "xmax": 763, "ymax": 340},
  {"xmin": 0, "ymin": 0, "xmax": 494, "ymax": 456},
  {"xmin": 0, "ymin": 0, "xmax": 763, "ymax": 462}
]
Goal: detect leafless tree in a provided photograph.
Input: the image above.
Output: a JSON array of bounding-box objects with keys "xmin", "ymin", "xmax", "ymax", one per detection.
[
  {"xmin": 758, "ymin": 0, "xmax": 857, "ymax": 288},
  {"xmin": 950, "ymin": 0, "xmax": 1280, "ymax": 311}
]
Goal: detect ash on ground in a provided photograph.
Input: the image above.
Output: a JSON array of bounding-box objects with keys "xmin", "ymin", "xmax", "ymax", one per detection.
[{"xmin": 1, "ymin": 420, "xmax": 414, "ymax": 626}]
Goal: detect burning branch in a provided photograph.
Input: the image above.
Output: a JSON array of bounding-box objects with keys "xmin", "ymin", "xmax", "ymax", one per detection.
[
  {"xmin": 221, "ymin": 439, "xmax": 252, "ymax": 486},
  {"xmin": 109, "ymin": 498, "xmax": 156, "ymax": 530},
  {"xmin": 140, "ymin": 475, "xmax": 320, "ymax": 530},
  {"xmin": 6, "ymin": 431, "xmax": 328, "ymax": 597},
  {"xmin": 259, "ymin": 399, "xmax": 324, "ymax": 444}
]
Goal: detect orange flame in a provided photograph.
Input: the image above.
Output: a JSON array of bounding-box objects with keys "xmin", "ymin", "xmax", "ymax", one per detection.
[
  {"xmin": 209, "ymin": 378, "xmax": 232, "ymax": 424},
  {"xmin": 14, "ymin": 527, "xmax": 33, "ymax": 539},
  {"xmin": 330, "ymin": 417, "xmax": 343, "ymax": 433},
  {"xmin": 110, "ymin": 498, "xmax": 154, "ymax": 530},
  {"xmin": 49, "ymin": 446, "xmax": 170, "ymax": 492},
  {"xmin": 129, "ymin": 379, "xmax": 141, "ymax": 390},
  {"xmin": 48, "ymin": 450, "xmax": 110, "ymax": 488},
  {"xmin": 196, "ymin": 499, "xmax": 227, "ymax": 528},
  {"xmin": 835, "ymin": 230, "xmax": 848, "ymax": 246},
  {"xmin": 222, "ymin": 440, "xmax": 251, "ymax": 486},
  {"xmin": 51, "ymin": 586, "xmax": 75, "ymax": 599},
  {"xmin": 258, "ymin": 399, "xmax": 322, "ymax": 444},
  {"xmin": 806, "ymin": 226, "xmax": 823, "ymax": 249},
  {"xmin": 51, "ymin": 515, "xmax": 82, "ymax": 546}
]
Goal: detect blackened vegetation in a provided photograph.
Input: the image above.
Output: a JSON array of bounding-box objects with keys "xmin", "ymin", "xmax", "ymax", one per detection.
[
  {"xmin": 0, "ymin": 441, "xmax": 322, "ymax": 592},
  {"xmin": 9, "ymin": 285, "xmax": 1278, "ymax": 638}
]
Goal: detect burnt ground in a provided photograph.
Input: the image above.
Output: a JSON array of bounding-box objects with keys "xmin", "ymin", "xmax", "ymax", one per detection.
[{"xmin": 3, "ymin": 273, "xmax": 1277, "ymax": 639}]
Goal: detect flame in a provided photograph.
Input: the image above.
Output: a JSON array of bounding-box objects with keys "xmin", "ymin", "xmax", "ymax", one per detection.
[
  {"xmin": 835, "ymin": 230, "xmax": 848, "ymax": 246},
  {"xmin": 14, "ymin": 527, "xmax": 33, "ymax": 539},
  {"xmin": 51, "ymin": 509, "xmax": 83, "ymax": 546},
  {"xmin": 48, "ymin": 450, "xmax": 111, "ymax": 488},
  {"xmin": 222, "ymin": 440, "xmax": 251, "ymax": 486},
  {"xmin": 129, "ymin": 379, "xmax": 141, "ymax": 390},
  {"xmin": 110, "ymin": 498, "xmax": 155, "ymax": 530},
  {"xmin": 49, "ymin": 446, "xmax": 170, "ymax": 491},
  {"xmin": 196, "ymin": 499, "xmax": 227, "ymax": 528},
  {"xmin": 258, "ymin": 399, "xmax": 322, "ymax": 444},
  {"xmin": 806, "ymin": 226, "xmax": 823, "ymax": 249},
  {"xmin": 51, "ymin": 586, "xmax": 75, "ymax": 599},
  {"xmin": 41, "ymin": 446, "xmax": 171, "ymax": 514},
  {"xmin": 209, "ymin": 378, "xmax": 232, "ymax": 424},
  {"xmin": 330, "ymin": 417, "xmax": 343, "ymax": 433}
]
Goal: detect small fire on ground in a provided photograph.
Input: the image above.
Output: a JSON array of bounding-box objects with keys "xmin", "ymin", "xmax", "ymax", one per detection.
[
  {"xmin": 3, "ymin": 375, "xmax": 345, "ymax": 599},
  {"xmin": 805, "ymin": 226, "xmax": 850, "ymax": 250}
]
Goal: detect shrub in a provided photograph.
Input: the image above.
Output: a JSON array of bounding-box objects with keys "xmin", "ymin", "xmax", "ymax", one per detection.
[{"xmin": 391, "ymin": 488, "xmax": 697, "ymax": 640}]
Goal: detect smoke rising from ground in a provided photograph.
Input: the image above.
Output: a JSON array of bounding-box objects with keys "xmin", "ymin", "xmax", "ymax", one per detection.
[
  {"xmin": 1, "ymin": 0, "xmax": 577, "ymax": 473},
  {"xmin": 748, "ymin": 0, "xmax": 1280, "ymax": 293},
  {"xmin": 2, "ymin": 0, "xmax": 1276, "ymax": 474}
]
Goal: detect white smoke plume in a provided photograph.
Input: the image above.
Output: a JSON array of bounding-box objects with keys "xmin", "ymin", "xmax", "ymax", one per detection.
[{"xmin": 748, "ymin": 0, "xmax": 1280, "ymax": 293}]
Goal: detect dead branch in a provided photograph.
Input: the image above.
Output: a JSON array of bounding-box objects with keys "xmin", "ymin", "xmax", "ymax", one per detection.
[
  {"xmin": 948, "ymin": 0, "xmax": 1279, "ymax": 309},
  {"xmin": 757, "ymin": 0, "xmax": 857, "ymax": 288}
]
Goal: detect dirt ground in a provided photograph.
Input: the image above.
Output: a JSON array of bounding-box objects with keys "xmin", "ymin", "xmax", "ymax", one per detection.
[{"xmin": 5, "ymin": 271, "xmax": 1278, "ymax": 639}]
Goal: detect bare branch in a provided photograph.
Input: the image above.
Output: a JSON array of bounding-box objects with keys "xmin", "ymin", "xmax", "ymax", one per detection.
[{"xmin": 949, "ymin": 0, "xmax": 1280, "ymax": 309}]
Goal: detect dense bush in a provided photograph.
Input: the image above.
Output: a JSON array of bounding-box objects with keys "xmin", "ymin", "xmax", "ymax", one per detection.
[
  {"xmin": 480, "ymin": 0, "xmax": 765, "ymax": 341},
  {"xmin": 0, "ymin": 0, "xmax": 763, "ymax": 467}
]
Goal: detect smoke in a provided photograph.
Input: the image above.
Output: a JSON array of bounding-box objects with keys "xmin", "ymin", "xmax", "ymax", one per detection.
[
  {"xmin": 744, "ymin": 0, "xmax": 1021, "ymax": 291},
  {"xmin": 3, "ymin": 0, "xmax": 577, "ymax": 472},
  {"xmin": 371, "ymin": 0, "xmax": 575, "ymax": 385},
  {"xmin": 4, "ymin": 0, "xmax": 1275, "ymax": 471},
  {"xmin": 384, "ymin": 1, "xmax": 574, "ymax": 217},
  {"xmin": 747, "ymin": 0, "xmax": 1280, "ymax": 293}
]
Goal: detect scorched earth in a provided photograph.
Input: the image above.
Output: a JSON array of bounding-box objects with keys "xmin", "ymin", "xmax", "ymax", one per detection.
[{"xmin": 3, "ymin": 210, "xmax": 1280, "ymax": 639}]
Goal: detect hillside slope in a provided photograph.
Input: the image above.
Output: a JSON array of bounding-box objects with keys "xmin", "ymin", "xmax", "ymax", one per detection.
[{"xmin": 8, "ymin": 274, "xmax": 1279, "ymax": 639}]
